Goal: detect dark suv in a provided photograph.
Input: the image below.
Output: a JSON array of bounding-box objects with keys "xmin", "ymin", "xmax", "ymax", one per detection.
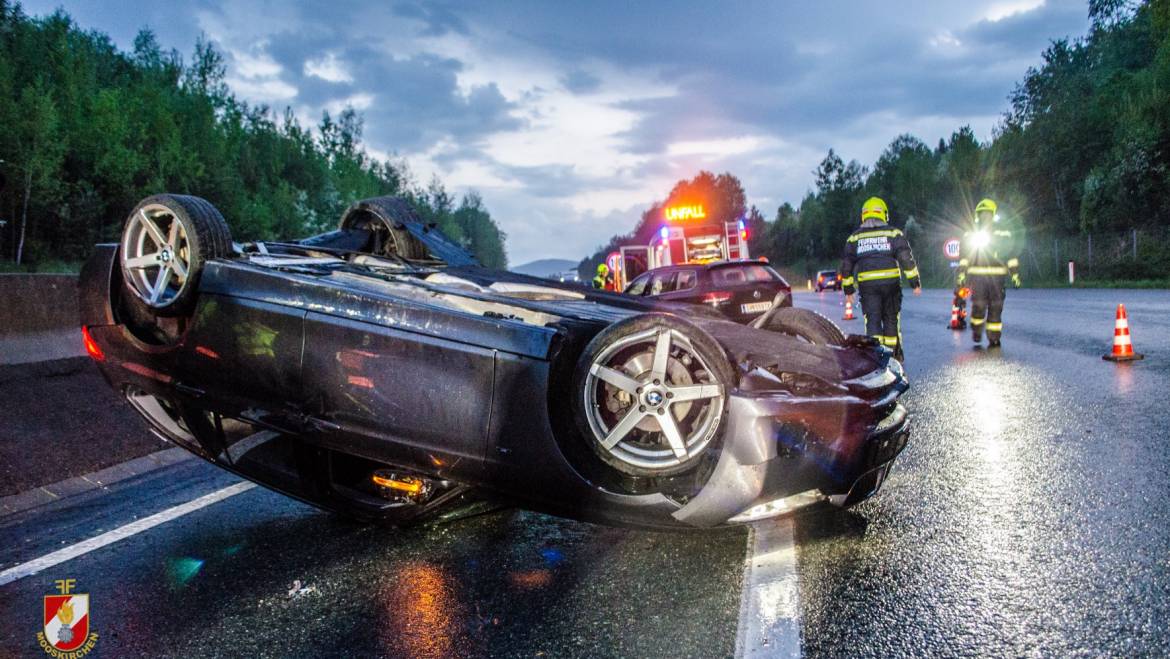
[
  {"xmin": 624, "ymin": 260, "xmax": 792, "ymax": 323},
  {"xmin": 815, "ymin": 269, "xmax": 841, "ymax": 292}
]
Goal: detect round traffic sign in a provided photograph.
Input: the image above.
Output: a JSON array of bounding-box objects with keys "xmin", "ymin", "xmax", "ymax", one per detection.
[{"xmin": 943, "ymin": 238, "xmax": 961, "ymax": 260}]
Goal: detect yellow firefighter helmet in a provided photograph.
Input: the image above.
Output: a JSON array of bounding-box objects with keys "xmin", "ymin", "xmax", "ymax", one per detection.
[
  {"xmin": 975, "ymin": 198, "xmax": 998, "ymax": 223},
  {"xmin": 860, "ymin": 197, "xmax": 888, "ymax": 223}
]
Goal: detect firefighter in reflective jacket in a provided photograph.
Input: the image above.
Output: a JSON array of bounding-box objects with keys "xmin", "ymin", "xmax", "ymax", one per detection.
[
  {"xmin": 592, "ymin": 263, "xmax": 611, "ymax": 290},
  {"xmin": 841, "ymin": 197, "xmax": 922, "ymax": 360},
  {"xmin": 956, "ymin": 198, "xmax": 1020, "ymax": 347}
]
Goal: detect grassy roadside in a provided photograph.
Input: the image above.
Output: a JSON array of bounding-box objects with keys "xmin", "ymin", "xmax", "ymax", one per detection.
[{"xmin": 0, "ymin": 260, "xmax": 83, "ymax": 274}]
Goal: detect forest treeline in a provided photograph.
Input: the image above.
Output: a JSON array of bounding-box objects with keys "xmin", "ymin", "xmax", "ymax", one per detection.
[
  {"xmin": 583, "ymin": 0, "xmax": 1170, "ymax": 284},
  {"xmin": 0, "ymin": 2, "xmax": 508, "ymax": 270}
]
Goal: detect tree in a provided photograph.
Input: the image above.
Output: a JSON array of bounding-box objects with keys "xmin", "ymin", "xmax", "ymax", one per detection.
[
  {"xmin": 0, "ymin": 7, "xmax": 508, "ymax": 268},
  {"xmin": 578, "ymin": 170, "xmax": 748, "ymax": 279},
  {"xmin": 453, "ymin": 192, "xmax": 508, "ymax": 269},
  {"xmin": 12, "ymin": 77, "xmax": 64, "ymax": 264}
]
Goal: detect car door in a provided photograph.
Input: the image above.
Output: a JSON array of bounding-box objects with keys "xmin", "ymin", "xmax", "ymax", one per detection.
[
  {"xmin": 624, "ymin": 272, "xmax": 651, "ymax": 295},
  {"xmin": 644, "ymin": 270, "xmax": 678, "ymax": 297},
  {"xmin": 300, "ymin": 305, "xmax": 497, "ymax": 473},
  {"xmin": 620, "ymin": 245, "xmax": 651, "ymax": 290},
  {"xmin": 657, "ymin": 269, "xmax": 698, "ymax": 303},
  {"xmin": 177, "ymin": 293, "xmax": 306, "ymax": 409}
]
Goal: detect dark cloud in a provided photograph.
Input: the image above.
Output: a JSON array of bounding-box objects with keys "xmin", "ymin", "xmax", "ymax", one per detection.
[
  {"xmin": 560, "ymin": 69, "xmax": 601, "ymax": 94},
  {"xmin": 392, "ymin": 2, "xmax": 469, "ymax": 37},
  {"xmin": 19, "ymin": 0, "xmax": 1092, "ymax": 263},
  {"xmin": 452, "ymin": 0, "xmax": 1088, "ymax": 154}
]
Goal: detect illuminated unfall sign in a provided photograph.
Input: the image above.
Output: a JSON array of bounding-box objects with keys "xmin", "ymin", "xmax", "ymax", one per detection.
[{"xmin": 664, "ymin": 205, "xmax": 706, "ymax": 222}]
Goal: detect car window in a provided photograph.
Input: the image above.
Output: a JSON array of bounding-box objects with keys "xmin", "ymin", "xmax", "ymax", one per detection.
[
  {"xmin": 675, "ymin": 270, "xmax": 698, "ymax": 291},
  {"xmin": 712, "ymin": 265, "xmax": 777, "ymax": 285},
  {"xmin": 820, "ymin": 270, "xmax": 837, "ymax": 278},
  {"xmin": 625, "ymin": 273, "xmax": 650, "ymax": 295},
  {"xmin": 715, "ymin": 269, "xmax": 746, "ymax": 284},
  {"xmin": 648, "ymin": 271, "xmax": 677, "ymax": 295}
]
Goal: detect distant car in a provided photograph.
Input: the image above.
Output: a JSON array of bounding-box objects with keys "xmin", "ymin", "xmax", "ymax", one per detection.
[
  {"xmin": 816, "ymin": 269, "xmax": 841, "ymax": 292},
  {"xmin": 624, "ymin": 260, "xmax": 793, "ymax": 323}
]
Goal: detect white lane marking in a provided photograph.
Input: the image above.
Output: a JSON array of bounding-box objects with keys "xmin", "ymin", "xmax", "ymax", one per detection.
[
  {"xmin": 736, "ymin": 518, "xmax": 801, "ymax": 658},
  {"xmin": 0, "ymin": 481, "xmax": 256, "ymax": 587}
]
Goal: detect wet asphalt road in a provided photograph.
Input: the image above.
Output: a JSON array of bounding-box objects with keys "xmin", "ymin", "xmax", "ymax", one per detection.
[
  {"xmin": 2, "ymin": 288, "xmax": 1168, "ymax": 657},
  {"xmin": 0, "ymin": 459, "xmax": 746, "ymax": 658},
  {"xmin": 797, "ymin": 288, "xmax": 1170, "ymax": 657}
]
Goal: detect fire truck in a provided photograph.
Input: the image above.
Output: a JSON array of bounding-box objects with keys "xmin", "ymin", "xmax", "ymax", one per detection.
[{"xmin": 611, "ymin": 204, "xmax": 750, "ymax": 290}]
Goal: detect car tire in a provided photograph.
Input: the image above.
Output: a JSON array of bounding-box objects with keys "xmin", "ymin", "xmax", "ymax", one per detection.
[
  {"xmin": 338, "ymin": 196, "xmax": 430, "ymax": 260},
  {"xmin": 119, "ymin": 194, "xmax": 232, "ymax": 318},
  {"xmin": 572, "ymin": 313, "xmax": 736, "ymax": 479},
  {"xmin": 762, "ymin": 307, "xmax": 847, "ymax": 346}
]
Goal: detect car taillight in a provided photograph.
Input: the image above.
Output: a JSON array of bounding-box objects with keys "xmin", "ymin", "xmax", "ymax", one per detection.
[
  {"xmin": 82, "ymin": 326, "xmax": 105, "ymax": 362},
  {"xmin": 702, "ymin": 291, "xmax": 733, "ymax": 305}
]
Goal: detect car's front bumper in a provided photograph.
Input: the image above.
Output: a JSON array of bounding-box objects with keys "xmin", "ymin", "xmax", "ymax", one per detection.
[{"xmin": 673, "ymin": 364, "xmax": 910, "ymax": 527}]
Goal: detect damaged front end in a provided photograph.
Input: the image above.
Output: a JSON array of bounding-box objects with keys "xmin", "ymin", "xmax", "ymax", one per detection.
[{"xmin": 673, "ymin": 332, "xmax": 911, "ymax": 527}]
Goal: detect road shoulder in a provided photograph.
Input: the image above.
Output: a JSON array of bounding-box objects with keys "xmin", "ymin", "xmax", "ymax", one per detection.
[{"xmin": 0, "ymin": 447, "xmax": 191, "ymax": 518}]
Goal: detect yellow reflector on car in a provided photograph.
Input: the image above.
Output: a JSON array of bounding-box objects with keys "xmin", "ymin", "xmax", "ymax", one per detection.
[{"xmin": 372, "ymin": 474, "xmax": 423, "ymax": 495}]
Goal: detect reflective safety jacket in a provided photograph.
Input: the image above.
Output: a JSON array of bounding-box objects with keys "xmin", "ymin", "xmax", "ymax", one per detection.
[
  {"xmin": 956, "ymin": 226, "xmax": 1020, "ymax": 287},
  {"xmin": 840, "ymin": 219, "xmax": 921, "ymax": 295}
]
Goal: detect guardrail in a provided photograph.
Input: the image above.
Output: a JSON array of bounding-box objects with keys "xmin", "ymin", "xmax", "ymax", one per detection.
[
  {"xmin": 0, "ymin": 274, "xmax": 82, "ymax": 364},
  {"xmin": 0, "ymin": 274, "xmax": 78, "ymax": 336}
]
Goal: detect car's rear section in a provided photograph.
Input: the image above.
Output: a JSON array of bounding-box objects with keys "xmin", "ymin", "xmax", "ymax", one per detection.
[
  {"xmin": 816, "ymin": 269, "xmax": 840, "ymax": 291},
  {"xmin": 700, "ymin": 261, "xmax": 791, "ymax": 322},
  {"xmin": 80, "ymin": 243, "xmax": 493, "ymax": 526},
  {"xmin": 628, "ymin": 260, "xmax": 792, "ymax": 324}
]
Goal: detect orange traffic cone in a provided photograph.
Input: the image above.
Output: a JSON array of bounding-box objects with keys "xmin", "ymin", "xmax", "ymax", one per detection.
[
  {"xmin": 1103, "ymin": 304, "xmax": 1144, "ymax": 362},
  {"xmin": 843, "ymin": 299, "xmax": 855, "ymax": 320},
  {"xmin": 947, "ymin": 305, "xmax": 960, "ymax": 330}
]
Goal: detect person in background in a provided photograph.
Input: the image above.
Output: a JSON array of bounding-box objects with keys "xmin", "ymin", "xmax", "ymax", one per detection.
[
  {"xmin": 840, "ymin": 196, "xmax": 922, "ymax": 361},
  {"xmin": 956, "ymin": 198, "xmax": 1020, "ymax": 348},
  {"xmin": 592, "ymin": 263, "xmax": 611, "ymax": 290}
]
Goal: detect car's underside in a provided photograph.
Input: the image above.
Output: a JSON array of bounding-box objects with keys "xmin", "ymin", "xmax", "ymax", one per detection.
[{"xmin": 80, "ymin": 193, "xmax": 910, "ymax": 529}]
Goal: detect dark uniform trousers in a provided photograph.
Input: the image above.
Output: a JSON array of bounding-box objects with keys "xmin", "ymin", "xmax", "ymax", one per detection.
[
  {"xmin": 968, "ymin": 276, "xmax": 1005, "ymax": 342},
  {"xmin": 859, "ymin": 281, "xmax": 902, "ymax": 348}
]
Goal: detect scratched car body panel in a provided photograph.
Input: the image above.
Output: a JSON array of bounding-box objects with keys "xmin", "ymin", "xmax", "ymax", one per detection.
[{"xmin": 79, "ymin": 194, "xmax": 910, "ymax": 529}]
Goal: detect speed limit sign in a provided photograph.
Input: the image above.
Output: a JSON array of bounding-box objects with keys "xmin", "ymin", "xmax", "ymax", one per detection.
[{"xmin": 943, "ymin": 238, "xmax": 961, "ymax": 260}]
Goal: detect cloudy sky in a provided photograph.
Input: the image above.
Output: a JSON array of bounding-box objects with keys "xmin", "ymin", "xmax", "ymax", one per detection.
[{"xmin": 29, "ymin": 1, "xmax": 1089, "ymax": 264}]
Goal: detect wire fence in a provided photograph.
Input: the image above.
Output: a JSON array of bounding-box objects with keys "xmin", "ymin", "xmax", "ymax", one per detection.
[{"xmin": 915, "ymin": 227, "xmax": 1170, "ymax": 286}]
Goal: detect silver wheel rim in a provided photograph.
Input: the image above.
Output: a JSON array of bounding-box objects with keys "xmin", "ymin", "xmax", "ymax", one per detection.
[
  {"xmin": 121, "ymin": 203, "xmax": 191, "ymax": 308},
  {"xmin": 583, "ymin": 327, "xmax": 725, "ymax": 471}
]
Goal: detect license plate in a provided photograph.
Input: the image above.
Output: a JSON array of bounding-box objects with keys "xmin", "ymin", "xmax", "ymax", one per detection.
[{"xmin": 741, "ymin": 301, "xmax": 772, "ymax": 314}]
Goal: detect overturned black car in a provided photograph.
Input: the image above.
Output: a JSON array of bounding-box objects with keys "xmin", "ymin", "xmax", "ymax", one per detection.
[{"xmin": 79, "ymin": 193, "xmax": 910, "ymax": 529}]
